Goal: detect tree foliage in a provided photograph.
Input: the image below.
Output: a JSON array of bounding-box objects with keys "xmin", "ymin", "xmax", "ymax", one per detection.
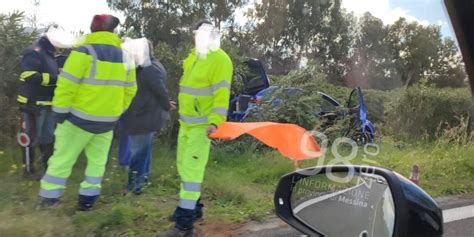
[
  {"xmin": 107, "ymin": 0, "xmax": 248, "ymax": 48},
  {"xmin": 245, "ymin": 0, "xmax": 351, "ymax": 78},
  {"xmin": 0, "ymin": 12, "xmax": 37, "ymax": 144},
  {"xmin": 345, "ymin": 13, "xmax": 401, "ymax": 90},
  {"xmin": 107, "ymin": 0, "xmax": 466, "ymax": 91},
  {"xmin": 0, "ymin": 1, "xmax": 469, "ymax": 146},
  {"xmin": 384, "ymin": 18, "xmax": 466, "ymax": 88},
  {"xmin": 346, "ymin": 14, "xmax": 466, "ymax": 90}
]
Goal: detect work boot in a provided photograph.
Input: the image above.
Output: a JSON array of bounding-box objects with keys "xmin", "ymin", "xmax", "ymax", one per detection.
[
  {"xmin": 168, "ymin": 199, "xmax": 204, "ymax": 222},
  {"xmin": 76, "ymin": 203, "xmax": 93, "ymax": 212},
  {"xmin": 161, "ymin": 227, "xmax": 195, "ymax": 237},
  {"xmin": 167, "ymin": 210, "xmax": 203, "ymax": 223},
  {"xmin": 194, "ymin": 199, "xmax": 204, "ymax": 221},
  {"xmin": 37, "ymin": 197, "xmax": 60, "ymax": 210},
  {"xmin": 77, "ymin": 195, "xmax": 97, "ymax": 212}
]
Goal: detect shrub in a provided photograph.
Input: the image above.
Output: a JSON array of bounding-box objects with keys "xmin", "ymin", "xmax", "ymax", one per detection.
[
  {"xmin": 245, "ymin": 65, "xmax": 349, "ymax": 130},
  {"xmin": 435, "ymin": 116, "xmax": 473, "ymax": 146},
  {"xmin": 0, "ymin": 12, "xmax": 37, "ymax": 146},
  {"xmin": 363, "ymin": 89, "xmax": 401, "ymax": 124},
  {"xmin": 245, "ymin": 65, "xmax": 386, "ymax": 140},
  {"xmin": 386, "ymin": 85, "xmax": 474, "ymax": 141}
]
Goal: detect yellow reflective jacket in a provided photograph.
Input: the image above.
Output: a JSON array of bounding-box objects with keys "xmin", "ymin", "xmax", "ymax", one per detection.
[
  {"xmin": 52, "ymin": 32, "xmax": 136, "ymax": 131},
  {"xmin": 178, "ymin": 49, "xmax": 233, "ymax": 127}
]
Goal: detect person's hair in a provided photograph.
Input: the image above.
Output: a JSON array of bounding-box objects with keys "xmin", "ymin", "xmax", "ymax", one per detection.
[{"xmin": 193, "ymin": 19, "xmax": 213, "ymax": 31}]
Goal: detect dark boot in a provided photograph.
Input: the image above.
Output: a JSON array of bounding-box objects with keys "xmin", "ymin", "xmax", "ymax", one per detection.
[
  {"xmin": 169, "ymin": 199, "xmax": 204, "ymax": 222},
  {"xmin": 195, "ymin": 199, "xmax": 204, "ymax": 221},
  {"xmin": 37, "ymin": 197, "xmax": 60, "ymax": 210},
  {"xmin": 171, "ymin": 207, "xmax": 196, "ymax": 230},
  {"xmin": 77, "ymin": 195, "xmax": 98, "ymax": 211},
  {"xmin": 161, "ymin": 227, "xmax": 195, "ymax": 237}
]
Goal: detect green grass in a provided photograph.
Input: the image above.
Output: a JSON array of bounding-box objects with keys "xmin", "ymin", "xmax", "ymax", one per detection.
[{"xmin": 0, "ymin": 138, "xmax": 473, "ymax": 236}]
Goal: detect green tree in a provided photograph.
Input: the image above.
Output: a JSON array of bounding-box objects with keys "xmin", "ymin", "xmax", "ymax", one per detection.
[
  {"xmin": 425, "ymin": 38, "xmax": 467, "ymax": 88},
  {"xmin": 247, "ymin": 0, "xmax": 351, "ymax": 78},
  {"xmin": 0, "ymin": 12, "xmax": 37, "ymax": 144},
  {"xmin": 386, "ymin": 18, "xmax": 443, "ymax": 87},
  {"xmin": 108, "ymin": 0, "xmax": 189, "ymax": 48},
  {"xmin": 345, "ymin": 12, "xmax": 400, "ymax": 90},
  {"xmin": 346, "ymin": 14, "xmax": 465, "ymax": 90},
  {"xmin": 107, "ymin": 0, "xmax": 247, "ymax": 48}
]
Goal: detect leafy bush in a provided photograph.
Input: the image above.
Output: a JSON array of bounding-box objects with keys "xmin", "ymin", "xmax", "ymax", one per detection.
[
  {"xmin": 435, "ymin": 116, "xmax": 473, "ymax": 146},
  {"xmin": 244, "ymin": 66, "xmax": 385, "ymax": 137},
  {"xmin": 386, "ymin": 85, "xmax": 474, "ymax": 141},
  {"xmin": 0, "ymin": 12, "xmax": 37, "ymax": 146},
  {"xmin": 244, "ymin": 65, "xmax": 348, "ymax": 129},
  {"xmin": 363, "ymin": 89, "xmax": 401, "ymax": 124}
]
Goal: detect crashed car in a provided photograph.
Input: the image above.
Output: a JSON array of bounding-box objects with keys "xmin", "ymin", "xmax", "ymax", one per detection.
[{"xmin": 230, "ymin": 84, "xmax": 375, "ymax": 145}]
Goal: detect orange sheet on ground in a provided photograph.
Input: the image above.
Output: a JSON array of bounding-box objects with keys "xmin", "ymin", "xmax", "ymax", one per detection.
[{"xmin": 209, "ymin": 122, "xmax": 322, "ymax": 160}]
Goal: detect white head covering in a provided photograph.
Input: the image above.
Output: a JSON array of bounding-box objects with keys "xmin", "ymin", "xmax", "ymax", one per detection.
[
  {"xmin": 194, "ymin": 23, "xmax": 220, "ymax": 56},
  {"xmin": 121, "ymin": 37, "xmax": 151, "ymax": 68},
  {"xmin": 45, "ymin": 25, "xmax": 76, "ymax": 49}
]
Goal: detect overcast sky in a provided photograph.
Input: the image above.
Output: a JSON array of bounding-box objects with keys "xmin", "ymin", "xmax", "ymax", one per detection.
[
  {"xmin": 0, "ymin": 0, "xmax": 455, "ymax": 38},
  {"xmin": 0, "ymin": 0, "xmax": 124, "ymax": 32}
]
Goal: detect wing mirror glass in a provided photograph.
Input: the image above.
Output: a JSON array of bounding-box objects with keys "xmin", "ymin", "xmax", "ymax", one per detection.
[
  {"xmin": 274, "ymin": 166, "xmax": 443, "ymax": 237},
  {"xmin": 291, "ymin": 171, "xmax": 394, "ymax": 237}
]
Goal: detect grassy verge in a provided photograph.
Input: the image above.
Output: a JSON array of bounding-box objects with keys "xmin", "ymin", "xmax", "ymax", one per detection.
[{"xmin": 0, "ymin": 138, "xmax": 473, "ymax": 236}]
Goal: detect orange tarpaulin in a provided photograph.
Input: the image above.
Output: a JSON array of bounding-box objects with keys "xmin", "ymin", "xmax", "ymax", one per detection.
[{"xmin": 209, "ymin": 122, "xmax": 322, "ymax": 160}]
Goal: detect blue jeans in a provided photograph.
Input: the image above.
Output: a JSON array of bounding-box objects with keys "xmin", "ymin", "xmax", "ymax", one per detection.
[
  {"xmin": 127, "ymin": 133, "xmax": 155, "ymax": 192},
  {"xmin": 22, "ymin": 108, "xmax": 55, "ymax": 145},
  {"xmin": 118, "ymin": 134, "xmax": 132, "ymax": 166}
]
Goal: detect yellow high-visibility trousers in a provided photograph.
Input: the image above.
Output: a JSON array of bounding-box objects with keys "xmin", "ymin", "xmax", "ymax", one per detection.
[
  {"xmin": 176, "ymin": 125, "xmax": 211, "ymax": 210},
  {"xmin": 39, "ymin": 121, "xmax": 113, "ymax": 199}
]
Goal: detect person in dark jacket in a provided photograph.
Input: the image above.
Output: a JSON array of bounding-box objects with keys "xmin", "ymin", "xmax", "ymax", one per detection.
[
  {"xmin": 121, "ymin": 39, "xmax": 175, "ymax": 194},
  {"xmin": 17, "ymin": 32, "xmax": 59, "ymax": 176}
]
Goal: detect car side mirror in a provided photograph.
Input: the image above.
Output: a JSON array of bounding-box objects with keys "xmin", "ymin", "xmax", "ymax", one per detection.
[{"xmin": 274, "ymin": 166, "xmax": 443, "ymax": 237}]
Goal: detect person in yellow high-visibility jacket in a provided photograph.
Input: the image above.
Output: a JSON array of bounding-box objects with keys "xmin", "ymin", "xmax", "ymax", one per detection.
[
  {"xmin": 38, "ymin": 15, "xmax": 137, "ymax": 211},
  {"xmin": 164, "ymin": 20, "xmax": 233, "ymax": 237}
]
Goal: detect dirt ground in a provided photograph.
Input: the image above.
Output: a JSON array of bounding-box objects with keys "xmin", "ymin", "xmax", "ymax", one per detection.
[{"xmin": 195, "ymin": 222, "xmax": 245, "ymax": 237}]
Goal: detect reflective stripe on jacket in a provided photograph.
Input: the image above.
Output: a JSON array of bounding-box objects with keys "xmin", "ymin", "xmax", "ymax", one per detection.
[
  {"xmin": 178, "ymin": 49, "xmax": 233, "ymax": 127},
  {"xmin": 17, "ymin": 36, "xmax": 58, "ymax": 106},
  {"xmin": 52, "ymin": 32, "xmax": 137, "ymax": 132}
]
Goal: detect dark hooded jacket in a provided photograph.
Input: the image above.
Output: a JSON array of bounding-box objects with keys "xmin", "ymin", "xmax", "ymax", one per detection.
[
  {"xmin": 17, "ymin": 36, "xmax": 58, "ymax": 108},
  {"xmin": 122, "ymin": 57, "xmax": 170, "ymax": 135}
]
